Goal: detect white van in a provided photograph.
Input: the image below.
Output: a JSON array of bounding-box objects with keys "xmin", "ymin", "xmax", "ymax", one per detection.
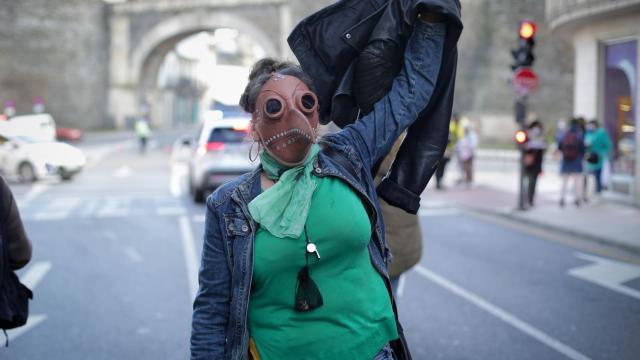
[{"xmin": 0, "ymin": 113, "xmax": 57, "ymax": 142}]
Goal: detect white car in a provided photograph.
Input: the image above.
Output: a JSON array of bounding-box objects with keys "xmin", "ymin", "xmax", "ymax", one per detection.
[
  {"xmin": 0, "ymin": 113, "xmax": 57, "ymax": 142},
  {"xmin": 188, "ymin": 115, "xmax": 255, "ymax": 202},
  {"xmin": 0, "ymin": 134, "xmax": 86, "ymax": 182}
]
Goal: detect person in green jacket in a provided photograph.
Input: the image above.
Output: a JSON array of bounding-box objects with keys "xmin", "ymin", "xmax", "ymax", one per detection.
[{"xmin": 584, "ymin": 119, "xmax": 612, "ymax": 195}]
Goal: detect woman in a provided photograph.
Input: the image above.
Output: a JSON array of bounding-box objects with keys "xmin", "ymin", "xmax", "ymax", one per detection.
[
  {"xmin": 558, "ymin": 118, "xmax": 585, "ymax": 207},
  {"xmin": 191, "ymin": 13, "xmax": 446, "ymax": 360},
  {"xmin": 584, "ymin": 119, "xmax": 612, "ymax": 196}
]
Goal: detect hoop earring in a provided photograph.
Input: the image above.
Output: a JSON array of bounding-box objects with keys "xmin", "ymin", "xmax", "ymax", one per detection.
[
  {"xmin": 313, "ymin": 127, "xmax": 319, "ymax": 143},
  {"xmin": 249, "ymin": 140, "xmax": 261, "ymax": 162}
]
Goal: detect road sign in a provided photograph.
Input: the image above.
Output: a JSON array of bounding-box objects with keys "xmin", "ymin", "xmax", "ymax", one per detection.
[{"xmin": 513, "ymin": 67, "xmax": 539, "ymax": 95}]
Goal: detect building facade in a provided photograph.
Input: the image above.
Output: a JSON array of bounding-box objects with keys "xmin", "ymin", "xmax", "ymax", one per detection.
[{"xmin": 547, "ymin": 0, "xmax": 640, "ymax": 205}]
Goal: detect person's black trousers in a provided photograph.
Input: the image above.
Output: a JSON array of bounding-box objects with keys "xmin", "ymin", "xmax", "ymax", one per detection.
[
  {"xmin": 525, "ymin": 172, "xmax": 539, "ymax": 206},
  {"xmin": 435, "ymin": 157, "xmax": 450, "ymax": 188}
]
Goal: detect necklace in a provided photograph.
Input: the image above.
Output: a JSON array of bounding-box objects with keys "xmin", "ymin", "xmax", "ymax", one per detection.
[{"xmin": 294, "ymin": 226, "xmax": 323, "ymax": 312}]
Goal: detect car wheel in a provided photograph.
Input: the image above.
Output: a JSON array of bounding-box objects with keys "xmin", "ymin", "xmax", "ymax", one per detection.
[
  {"xmin": 18, "ymin": 162, "xmax": 37, "ymax": 183},
  {"xmin": 60, "ymin": 170, "xmax": 74, "ymax": 181}
]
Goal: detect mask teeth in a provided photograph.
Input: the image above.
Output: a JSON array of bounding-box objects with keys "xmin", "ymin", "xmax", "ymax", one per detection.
[{"xmin": 265, "ymin": 128, "xmax": 310, "ymax": 146}]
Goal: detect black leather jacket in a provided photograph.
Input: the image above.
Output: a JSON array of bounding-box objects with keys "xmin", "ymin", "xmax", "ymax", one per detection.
[{"xmin": 288, "ymin": 0, "xmax": 462, "ymax": 214}]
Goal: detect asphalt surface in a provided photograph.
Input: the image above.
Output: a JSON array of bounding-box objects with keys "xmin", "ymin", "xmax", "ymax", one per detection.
[{"xmin": 2, "ymin": 134, "xmax": 639, "ymax": 359}]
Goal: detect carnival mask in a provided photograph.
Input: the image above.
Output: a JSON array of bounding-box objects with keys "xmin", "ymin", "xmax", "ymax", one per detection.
[{"xmin": 252, "ymin": 74, "xmax": 319, "ymax": 166}]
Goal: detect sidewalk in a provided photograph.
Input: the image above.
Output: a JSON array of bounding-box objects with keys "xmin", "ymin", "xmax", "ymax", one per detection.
[{"xmin": 424, "ymin": 154, "xmax": 640, "ymax": 255}]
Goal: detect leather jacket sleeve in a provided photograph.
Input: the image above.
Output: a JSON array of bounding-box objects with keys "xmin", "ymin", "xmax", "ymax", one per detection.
[
  {"xmin": 338, "ymin": 20, "xmax": 446, "ymax": 170},
  {"xmin": 1, "ymin": 176, "xmax": 32, "ymax": 270},
  {"xmin": 377, "ymin": 49, "xmax": 458, "ymax": 213},
  {"xmin": 289, "ymin": 0, "xmax": 462, "ymax": 214}
]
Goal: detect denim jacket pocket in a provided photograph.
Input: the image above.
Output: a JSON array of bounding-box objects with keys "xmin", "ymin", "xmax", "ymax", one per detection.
[{"xmin": 224, "ymin": 214, "xmax": 251, "ymax": 238}]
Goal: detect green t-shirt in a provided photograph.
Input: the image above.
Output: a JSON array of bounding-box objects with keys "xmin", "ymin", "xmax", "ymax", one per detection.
[{"xmin": 249, "ymin": 176, "xmax": 398, "ymax": 360}]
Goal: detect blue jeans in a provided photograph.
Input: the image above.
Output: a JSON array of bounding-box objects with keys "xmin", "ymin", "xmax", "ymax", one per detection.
[
  {"xmin": 373, "ymin": 343, "xmax": 396, "ymax": 360},
  {"xmin": 593, "ymin": 168, "xmax": 602, "ymax": 193}
]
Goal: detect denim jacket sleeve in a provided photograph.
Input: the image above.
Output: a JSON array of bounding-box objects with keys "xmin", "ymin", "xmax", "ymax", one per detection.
[
  {"xmin": 336, "ymin": 20, "xmax": 446, "ymax": 170},
  {"xmin": 191, "ymin": 199, "xmax": 231, "ymax": 359}
]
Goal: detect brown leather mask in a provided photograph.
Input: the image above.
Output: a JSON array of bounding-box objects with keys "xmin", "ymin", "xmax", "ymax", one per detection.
[{"xmin": 253, "ymin": 74, "xmax": 319, "ymax": 167}]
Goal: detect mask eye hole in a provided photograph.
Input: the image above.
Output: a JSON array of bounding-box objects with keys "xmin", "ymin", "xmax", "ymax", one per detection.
[
  {"xmin": 297, "ymin": 92, "xmax": 318, "ymax": 114},
  {"xmin": 264, "ymin": 98, "xmax": 283, "ymax": 119}
]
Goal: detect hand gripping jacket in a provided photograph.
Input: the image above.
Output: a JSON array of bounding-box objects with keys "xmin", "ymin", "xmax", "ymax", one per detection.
[{"xmin": 288, "ymin": 0, "xmax": 463, "ymax": 214}]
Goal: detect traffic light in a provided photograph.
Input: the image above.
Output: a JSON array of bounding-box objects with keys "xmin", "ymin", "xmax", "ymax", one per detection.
[
  {"xmin": 511, "ymin": 20, "xmax": 537, "ymax": 71},
  {"xmin": 515, "ymin": 130, "xmax": 528, "ymax": 145}
]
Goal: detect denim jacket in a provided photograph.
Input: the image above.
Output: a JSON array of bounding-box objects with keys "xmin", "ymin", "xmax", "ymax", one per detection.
[{"xmin": 191, "ymin": 20, "xmax": 445, "ymax": 360}]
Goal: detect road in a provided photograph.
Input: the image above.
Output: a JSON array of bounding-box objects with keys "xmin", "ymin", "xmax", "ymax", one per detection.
[{"xmin": 2, "ymin": 135, "xmax": 639, "ymax": 359}]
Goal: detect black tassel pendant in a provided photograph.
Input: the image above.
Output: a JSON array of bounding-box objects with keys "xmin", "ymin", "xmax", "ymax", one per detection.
[{"xmin": 294, "ymin": 265, "xmax": 323, "ymax": 312}]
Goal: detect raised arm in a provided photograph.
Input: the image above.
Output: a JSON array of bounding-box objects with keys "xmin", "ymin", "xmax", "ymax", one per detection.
[
  {"xmin": 337, "ymin": 16, "xmax": 446, "ymax": 170},
  {"xmin": 191, "ymin": 201, "xmax": 231, "ymax": 359}
]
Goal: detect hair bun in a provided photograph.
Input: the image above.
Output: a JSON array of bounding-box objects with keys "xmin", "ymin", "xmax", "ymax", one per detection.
[{"xmin": 248, "ymin": 58, "xmax": 280, "ymax": 81}]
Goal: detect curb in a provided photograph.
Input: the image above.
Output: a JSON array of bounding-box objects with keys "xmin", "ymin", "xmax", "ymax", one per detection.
[{"xmin": 459, "ymin": 204, "xmax": 640, "ymax": 257}]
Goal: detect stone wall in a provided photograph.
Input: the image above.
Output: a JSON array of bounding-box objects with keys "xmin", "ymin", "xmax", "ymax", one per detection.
[
  {"xmin": 0, "ymin": 0, "xmax": 109, "ymax": 129},
  {"xmin": 0, "ymin": 0, "xmax": 574, "ymax": 133}
]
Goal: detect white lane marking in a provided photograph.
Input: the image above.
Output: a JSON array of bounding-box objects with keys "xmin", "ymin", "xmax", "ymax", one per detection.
[
  {"xmin": 418, "ymin": 208, "xmax": 460, "ymax": 217},
  {"xmin": 157, "ymin": 207, "xmax": 186, "ymax": 216},
  {"xmin": 20, "ymin": 261, "xmax": 52, "ymax": 290},
  {"xmin": 180, "ymin": 215, "xmax": 199, "ymax": 300},
  {"xmin": 31, "ymin": 197, "xmax": 82, "ymax": 221},
  {"xmin": 170, "ymin": 163, "xmax": 189, "ymax": 198},
  {"xmin": 32, "ymin": 212, "xmax": 69, "ymax": 221},
  {"xmin": 17, "ymin": 184, "xmax": 49, "ymax": 207},
  {"xmin": 397, "ymin": 274, "xmax": 406, "ymax": 298},
  {"xmin": 192, "ymin": 214, "xmax": 206, "ymax": 223},
  {"xmin": 6, "ymin": 315, "xmax": 47, "ymax": 342},
  {"xmin": 420, "ymin": 201, "xmax": 448, "ymax": 208},
  {"xmin": 80, "ymin": 198, "xmax": 101, "ymax": 217},
  {"xmin": 414, "ymin": 266, "xmax": 591, "ymax": 360},
  {"xmin": 82, "ymin": 140, "xmax": 133, "ymax": 168},
  {"xmin": 568, "ymin": 253, "xmax": 640, "ymax": 301},
  {"xmin": 102, "ymin": 230, "xmax": 119, "ymax": 241},
  {"xmin": 96, "ymin": 196, "xmax": 130, "ymax": 218},
  {"xmin": 114, "ymin": 165, "xmax": 132, "ymax": 178},
  {"xmin": 124, "ymin": 246, "xmax": 144, "ymax": 263}
]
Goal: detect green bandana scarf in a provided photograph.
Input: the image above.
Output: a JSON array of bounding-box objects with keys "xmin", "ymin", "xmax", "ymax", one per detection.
[{"xmin": 248, "ymin": 144, "xmax": 321, "ymax": 238}]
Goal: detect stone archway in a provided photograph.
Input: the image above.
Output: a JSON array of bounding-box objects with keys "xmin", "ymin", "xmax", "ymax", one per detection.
[
  {"xmin": 108, "ymin": 5, "xmax": 286, "ymax": 129},
  {"xmin": 131, "ymin": 12, "xmax": 279, "ymax": 89}
]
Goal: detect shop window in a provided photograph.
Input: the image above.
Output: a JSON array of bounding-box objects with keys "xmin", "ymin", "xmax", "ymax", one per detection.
[{"xmin": 604, "ymin": 40, "xmax": 637, "ymax": 179}]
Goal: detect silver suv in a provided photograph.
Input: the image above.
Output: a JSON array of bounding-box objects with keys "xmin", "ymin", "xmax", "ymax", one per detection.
[{"xmin": 188, "ymin": 116, "xmax": 255, "ymax": 202}]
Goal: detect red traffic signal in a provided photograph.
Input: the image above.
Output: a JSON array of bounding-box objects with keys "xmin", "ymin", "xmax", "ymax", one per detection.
[
  {"xmin": 515, "ymin": 130, "xmax": 528, "ymax": 144},
  {"xmin": 519, "ymin": 20, "xmax": 536, "ymax": 40}
]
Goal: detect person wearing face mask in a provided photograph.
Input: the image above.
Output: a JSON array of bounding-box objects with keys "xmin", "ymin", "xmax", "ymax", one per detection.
[
  {"xmin": 584, "ymin": 119, "xmax": 612, "ymax": 199},
  {"xmin": 190, "ymin": 12, "xmax": 447, "ymax": 360},
  {"xmin": 523, "ymin": 121, "xmax": 547, "ymax": 208}
]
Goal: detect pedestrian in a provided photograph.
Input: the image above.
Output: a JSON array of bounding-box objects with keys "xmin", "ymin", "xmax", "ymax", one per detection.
[
  {"xmin": 1, "ymin": 175, "xmax": 33, "ymax": 342},
  {"xmin": 523, "ymin": 121, "xmax": 547, "ymax": 207},
  {"xmin": 456, "ymin": 122, "xmax": 478, "ymax": 187},
  {"xmin": 435, "ymin": 113, "xmax": 460, "ymax": 189},
  {"xmin": 558, "ymin": 118, "xmax": 586, "ymax": 207},
  {"xmin": 374, "ymin": 135, "xmax": 422, "ymax": 294},
  {"xmin": 191, "ymin": 12, "xmax": 447, "ymax": 360},
  {"xmin": 134, "ymin": 117, "xmax": 151, "ymax": 154},
  {"xmin": 584, "ymin": 119, "xmax": 612, "ymax": 199}
]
